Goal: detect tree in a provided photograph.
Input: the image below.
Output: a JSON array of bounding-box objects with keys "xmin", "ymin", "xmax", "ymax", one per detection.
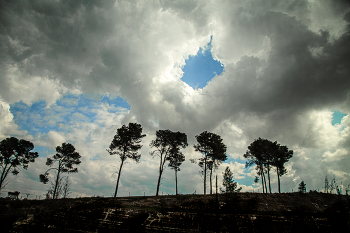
[
  {"xmin": 272, "ymin": 145, "xmax": 293, "ymax": 193},
  {"xmin": 325, "ymin": 175, "xmax": 329, "ymax": 193},
  {"xmin": 298, "ymin": 181, "xmax": 306, "ymax": 193},
  {"xmin": 168, "ymin": 146, "xmax": 185, "ymax": 195},
  {"xmin": 107, "ymin": 123, "xmax": 146, "ymax": 197},
  {"xmin": 221, "ymin": 166, "xmax": 241, "ymax": 193},
  {"xmin": 40, "ymin": 142, "xmax": 81, "ymax": 199},
  {"xmin": 150, "ymin": 129, "xmax": 187, "ymax": 196},
  {"xmin": 244, "ymin": 137, "xmax": 293, "ymax": 193},
  {"xmin": 193, "ymin": 131, "xmax": 227, "ymax": 195},
  {"xmin": 244, "ymin": 138, "xmax": 273, "ymax": 193},
  {"xmin": 0, "ymin": 137, "xmax": 39, "ymax": 190}
]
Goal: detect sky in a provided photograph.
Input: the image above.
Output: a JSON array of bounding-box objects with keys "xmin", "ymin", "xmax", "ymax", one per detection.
[{"xmin": 1, "ymin": 0, "xmax": 350, "ymax": 199}]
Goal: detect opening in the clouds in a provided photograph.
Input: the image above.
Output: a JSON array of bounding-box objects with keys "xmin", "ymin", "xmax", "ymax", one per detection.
[
  {"xmin": 332, "ymin": 111, "xmax": 346, "ymax": 125},
  {"xmin": 9, "ymin": 94, "xmax": 130, "ymax": 139},
  {"xmin": 181, "ymin": 38, "xmax": 223, "ymax": 89}
]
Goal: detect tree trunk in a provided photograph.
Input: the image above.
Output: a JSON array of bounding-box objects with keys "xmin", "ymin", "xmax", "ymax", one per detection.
[
  {"xmin": 204, "ymin": 153, "xmax": 207, "ymax": 195},
  {"xmin": 53, "ymin": 163, "xmax": 61, "ymax": 199},
  {"xmin": 267, "ymin": 165, "xmax": 271, "ymax": 193},
  {"xmin": 156, "ymin": 168, "xmax": 163, "ymax": 196},
  {"xmin": 260, "ymin": 172, "xmax": 265, "ymax": 193},
  {"xmin": 262, "ymin": 169, "xmax": 267, "ymax": 193},
  {"xmin": 114, "ymin": 159, "xmax": 125, "ymax": 198},
  {"xmin": 156, "ymin": 153, "xmax": 167, "ymax": 196},
  {"xmin": 277, "ymin": 167, "xmax": 281, "ymax": 193},
  {"xmin": 210, "ymin": 167, "xmax": 213, "ymax": 195},
  {"xmin": 175, "ymin": 169, "xmax": 178, "ymax": 195}
]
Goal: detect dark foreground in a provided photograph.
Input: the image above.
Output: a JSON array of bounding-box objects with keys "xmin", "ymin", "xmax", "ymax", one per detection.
[{"xmin": 1, "ymin": 192, "xmax": 349, "ymax": 232}]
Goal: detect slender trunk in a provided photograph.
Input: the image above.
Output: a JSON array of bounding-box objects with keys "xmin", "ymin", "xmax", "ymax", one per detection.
[
  {"xmin": 260, "ymin": 171, "xmax": 265, "ymax": 193},
  {"xmin": 53, "ymin": 162, "xmax": 61, "ymax": 199},
  {"xmin": 156, "ymin": 168, "xmax": 163, "ymax": 196},
  {"xmin": 267, "ymin": 164, "xmax": 271, "ymax": 193},
  {"xmin": 204, "ymin": 153, "xmax": 207, "ymax": 195},
  {"xmin": 277, "ymin": 167, "xmax": 281, "ymax": 193},
  {"xmin": 210, "ymin": 167, "xmax": 213, "ymax": 195},
  {"xmin": 156, "ymin": 152, "xmax": 167, "ymax": 196},
  {"xmin": 175, "ymin": 169, "xmax": 178, "ymax": 195},
  {"xmin": 262, "ymin": 170, "xmax": 267, "ymax": 193},
  {"xmin": 114, "ymin": 158, "xmax": 125, "ymax": 198}
]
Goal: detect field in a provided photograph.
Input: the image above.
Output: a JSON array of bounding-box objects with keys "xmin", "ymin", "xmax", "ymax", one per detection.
[{"xmin": 1, "ymin": 192, "xmax": 349, "ymax": 232}]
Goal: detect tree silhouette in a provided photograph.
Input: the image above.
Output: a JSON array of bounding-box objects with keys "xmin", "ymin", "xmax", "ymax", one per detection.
[
  {"xmin": 272, "ymin": 145, "xmax": 293, "ymax": 193},
  {"xmin": 168, "ymin": 146, "xmax": 185, "ymax": 195},
  {"xmin": 40, "ymin": 142, "xmax": 81, "ymax": 199},
  {"xmin": 244, "ymin": 138, "xmax": 272, "ymax": 193},
  {"xmin": 221, "ymin": 166, "xmax": 241, "ymax": 193},
  {"xmin": 0, "ymin": 137, "xmax": 39, "ymax": 190},
  {"xmin": 107, "ymin": 123, "xmax": 146, "ymax": 197},
  {"xmin": 193, "ymin": 131, "xmax": 227, "ymax": 195},
  {"xmin": 298, "ymin": 181, "xmax": 306, "ymax": 193},
  {"xmin": 150, "ymin": 129, "xmax": 187, "ymax": 196},
  {"xmin": 244, "ymin": 138, "xmax": 293, "ymax": 193}
]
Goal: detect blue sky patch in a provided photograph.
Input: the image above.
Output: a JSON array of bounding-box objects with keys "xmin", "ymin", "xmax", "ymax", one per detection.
[
  {"xmin": 9, "ymin": 94, "xmax": 130, "ymax": 136},
  {"xmin": 332, "ymin": 111, "xmax": 346, "ymax": 125},
  {"xmin": 182, "ymin": 37, "xmax": 224, "ymax": 89}
]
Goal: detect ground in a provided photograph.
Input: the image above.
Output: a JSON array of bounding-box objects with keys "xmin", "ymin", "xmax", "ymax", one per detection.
[{"xmin": 0, "ymin": 192, "xmax": 349, "ymax": 232}]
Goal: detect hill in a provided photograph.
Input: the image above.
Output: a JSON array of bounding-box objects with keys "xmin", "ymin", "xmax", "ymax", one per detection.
[{"xmin": 1, "ymin": 192, "xmax": 349, "ymax": 232}]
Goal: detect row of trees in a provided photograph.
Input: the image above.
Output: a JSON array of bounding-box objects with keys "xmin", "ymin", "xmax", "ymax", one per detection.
[
  {"xmin": 1, "ymin": 122, "xmax": 295, "ymax": 199},
  {"xmin": 107, "ymin": 123, "xmax": 231, "ymax": 197}
]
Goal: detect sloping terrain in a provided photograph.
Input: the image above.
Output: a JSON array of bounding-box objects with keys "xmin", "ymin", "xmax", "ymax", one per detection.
[{"xmin": 1, "ymin": 192, "xmax": 349, "ymax": 232}]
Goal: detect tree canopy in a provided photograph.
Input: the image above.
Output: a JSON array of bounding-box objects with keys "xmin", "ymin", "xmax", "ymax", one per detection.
[
  {"xmin": 40, "ymin": 142, "xmax": 81, "ymax": 199},
  {"xmin": 107, "ymin": 122, "xmax": 146, "ymax": 197},
  {"xmin": 0, "ymin": 137, "xmax": 39, "ymax": 190}
]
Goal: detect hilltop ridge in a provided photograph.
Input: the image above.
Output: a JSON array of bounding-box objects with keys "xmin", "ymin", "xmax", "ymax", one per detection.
[{"xmin": 1, "ymin": 192, "xmax": 349, "ymax": 232}]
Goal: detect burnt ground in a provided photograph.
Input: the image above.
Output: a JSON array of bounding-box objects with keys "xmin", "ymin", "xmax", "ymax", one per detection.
[{"xmin": 0, "ymin": 192, "xmax": 349, "ymax": 232}]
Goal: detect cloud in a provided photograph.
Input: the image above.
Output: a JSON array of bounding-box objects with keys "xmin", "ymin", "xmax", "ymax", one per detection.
[{"xmin": 1, "ymin": 0, "xmax": 350, "ymax": 197}]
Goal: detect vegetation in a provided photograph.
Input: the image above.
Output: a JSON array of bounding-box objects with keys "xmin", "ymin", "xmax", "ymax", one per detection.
[
  {"xmin": 3, "ymin": 123, "xmax": 349, "ymax": 200},
  {"xmin": 244, "ymin": 138, "xmax": 293, "ymax": 193},
  {"xmin": 150, "ymin": 129, "xmax": 188, "ymax": 196},
  {"xmin": 0, "ymin": 137, "xmax": 39, "ymax": 190},
  {"xmin": 298, "ymin": 181, "xmax": 306, "ymax": 193},
  {"xmin": 107, "ymin": 123, "xmax": 146, "ymax": 197},
  {"xmin": 39, "ymin": 143, "xmax": 81, "ymax": 199},
  {"xmin": 221, "ymin": 166, "xmax": 241, "ymax": 193},
  {"xmin": 193, "ymin": 131, "xmax": 227, "ymax": 195}
]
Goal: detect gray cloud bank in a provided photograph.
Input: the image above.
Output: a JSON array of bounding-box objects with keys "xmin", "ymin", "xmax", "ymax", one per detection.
[{"xmin": 1, "ymin": 0, "xmax": 350, "ymax": 196}]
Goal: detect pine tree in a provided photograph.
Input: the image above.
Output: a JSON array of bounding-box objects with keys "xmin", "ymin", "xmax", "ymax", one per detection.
[
  {"xmin": 298, "ymin": 181, "xmax": 306, "ymax": 193},
  {"xmin": 221, "ymin": 166, "xmax": 241, "ymax": 193}
]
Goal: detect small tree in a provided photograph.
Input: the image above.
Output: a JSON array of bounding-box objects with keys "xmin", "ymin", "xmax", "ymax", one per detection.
[
  {"xmin": 107, "ymin": 123, "xmax": 146, "ymax": 197},
  {"xmin": 298, "ymin": 181, "xmax": 306, "ymax": 193},
  {"xmin": 0, "ymin": 137, "xmax": 39, "ymax": 190},
  {"xmin": 168, "ymin": 146, "xmax": 185, "ymax": 195},
  {"xmin": 273, "ymin": 145, "xmax": 293, "ymax": 193},
  {"xmin": 150, "ymin": 129, "xmax": 187, "ymax": 196},
  {"xmin": 325, "ymin": 175, "xmax": 329, "ymax": 193},
  {"xmin": 40, "ymin": 142, "xmax": 81, "ymax": 199},
  {"xmin": 194, "ymin": 131, "xmax": 227, "ymax": 195},
  {"xmin": 221, "ymin": 166, "xmax": 241, "ymax": 193}
]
